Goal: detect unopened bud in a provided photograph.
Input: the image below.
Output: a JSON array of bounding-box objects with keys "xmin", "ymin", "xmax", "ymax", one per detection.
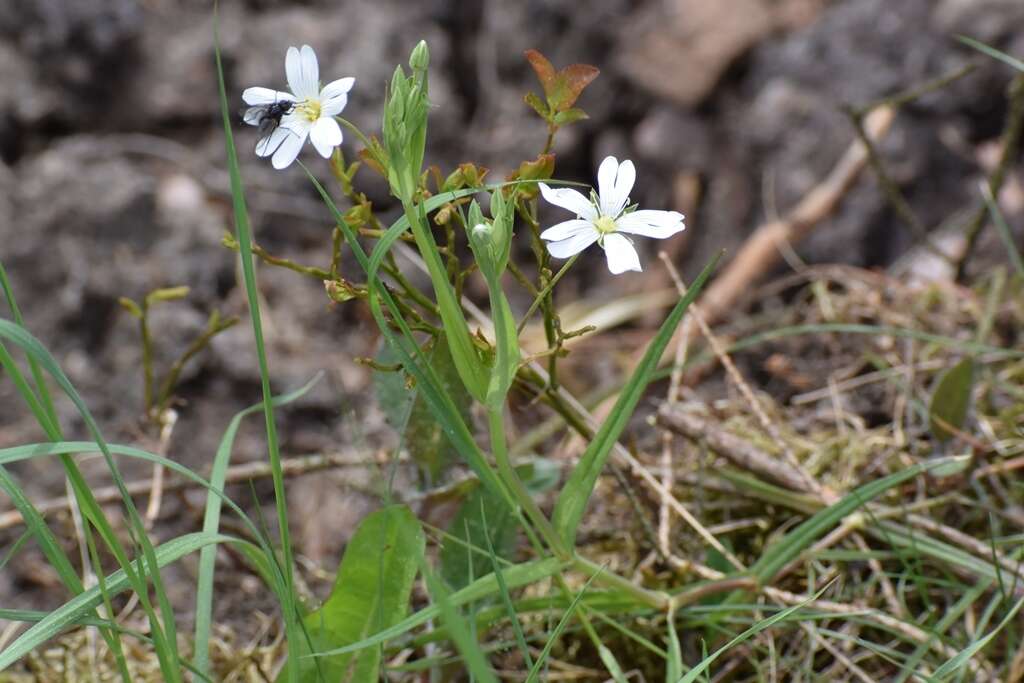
[{"xmin": 409, "ymin": 40, "xmax": 430, "ymax": 71}]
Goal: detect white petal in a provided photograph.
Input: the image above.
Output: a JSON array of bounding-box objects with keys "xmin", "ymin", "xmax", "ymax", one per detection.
[
  {"xmin": 271, "ymin": 127, "xmax": 308, "ymax": 169},
  {"xmin": 310, "ymin": 116, "xmax": 342, "ymax": 157},
  {"xmin": 615, "ymin": 210, "xmax": 685, "ymax": 239},
  {"xmin": 299, "ymin": 45, "xmax": 320, "ymax": 98},
  {"xmin": 286, "ymin": 45, "xmax": 320, "ymax": 99},
  {"xmin": 255, "ymin": 125, "xmax": 289, "ymax": 157},
  {"xmin": 600, "ymin": 158, "xmax": 635, "ymax": 217},
  {"xmin": 602, "ymin": 233, "xmax": 642, "ymax": 274},
  {"xmin": 242, "ymin": 87, "xmax": 295, "ymax": 106},
  {"xmin": 323, "ymin": 76, "xmax": 356, "ymax": 102},
  {"xmin": 321, "ymin": 92, "xmax": 348, "ymax": 118},
  {"xmin": 538, "ymin": 183, "xmax": 598, "ymax": 221},
  {"xmin": 540, "ymin": 219, "xmax": 594, "ymax": 242},
  {"xmin": 546, "ymin": 229, "xmax": 599, "ymax": 259},
  {"xmin": 596, "ymin": 156, "xmax": 618, "ymax": 208},
  {"xmin": 285, "ymin": 47, "xmax": 303, "ymax": 98}
]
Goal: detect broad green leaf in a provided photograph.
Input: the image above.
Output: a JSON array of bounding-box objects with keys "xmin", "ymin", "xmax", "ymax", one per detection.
[
  {"xmin": 553, "ymin": 108, "xmax": 589, "ymax": 126},
  {"xmin": 442, "ymin": 486, "xmax": 517, "ymax": 590},
  {"xmin": 442, "ymin": 459, "xmax": 558, "ymax": 590},
  {"xmin": 313, "ymin": 558, "xmax": 564, "ymax": 657},
  {"xmin": 374, "ymin": 337, "xmax": 472, "ymax": 483},
  {"xmin": 372, "ymin": 342, "xmax": 416, "ymax": 434},
  {"xmin": 552, "ymin": 254, "xmax": 720, "ymax": 545},
  {"xmin": 929, "ymin": 357, "xmax": 974, "ymax": 442},
  {"xmin": 280, "ymin": 505, "xmax": 424, "ymax": 682}
]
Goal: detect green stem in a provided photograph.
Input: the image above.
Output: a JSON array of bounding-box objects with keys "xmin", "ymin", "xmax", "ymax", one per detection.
[
  {"xmin": 572, "ymin": 555, "xmax": 669, "ymax": 610},
  {"xmin": 487, "ymin": 403, "xmax": 565, "ymax": 557},
  {"xmin": 517, "ymin": 253, "xmax": 578, "ymax": 334}
]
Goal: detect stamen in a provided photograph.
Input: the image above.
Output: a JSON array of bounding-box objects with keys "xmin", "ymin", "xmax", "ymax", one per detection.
[
  {"xmin": 296, "ymin": 98, "xmax": 322, "ymax": 122},
  {"xmin": 594, "ymin": 215, "xmax": 617, "ymax": 234}
]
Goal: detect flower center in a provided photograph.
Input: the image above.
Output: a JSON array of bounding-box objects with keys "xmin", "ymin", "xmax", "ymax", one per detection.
[
  {"xmin": 295, "ymin": 98, "xmax": 321, "ymax": 122},
  {"xmin": 594, "ymin": 215, "xmax": 618, "ymax": 234}
]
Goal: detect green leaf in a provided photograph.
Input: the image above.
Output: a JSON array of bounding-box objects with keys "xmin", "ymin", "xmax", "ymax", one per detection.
[
  {"xmin": 408, "ymin": 336, "xmax": 473, "ymax": 482},
  {"xmin": 373, "ymin": 337, "xmax": 473, "ymax": 484},
  {"xmin": 524, "ymin": 91, "xmax": 549, "ymax": 119},
  {"xmin": 552, "ymin": 107, "xmax": 589, "ymax": 126},
  {"xmin": 441, "ymin": 486, "xmax": 517, "ymax": 590},
  {"xmin": 552, "ymin": 254, "xmax": 720, "ymax": 545},
  {"xmin": 280, "ymin": 505, "xmax": 425, "ymax": 682},
  {"xmin": 312, "ymin": 558, "xmax": 564, "ymax": 658},
  {"xmin": 929, "ymin": 357, "xmax": 974, "ymax": 442},
  {"xmin": 372, "ymin": 342, "xmax": 416, "ymax": 434}
]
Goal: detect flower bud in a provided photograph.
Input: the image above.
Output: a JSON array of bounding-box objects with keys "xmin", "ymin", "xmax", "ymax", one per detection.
[{"xmin": 409, "ymin": 40, "xmax": 430, "ymax": 72}]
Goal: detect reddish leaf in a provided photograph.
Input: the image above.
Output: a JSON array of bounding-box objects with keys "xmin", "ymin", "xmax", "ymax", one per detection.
[
  {"xmin": 524, "ymin": 50, "xmax": 599, "ymax": 114},
  {"xmin": 548, "ymin": 64, "xmax": 600, "ymax": 112},
  {"xmin": 506, "ymin": 153, "xmax": 555, "ymax": 199},
  {"xmin": 525, "ymin": 49, "xmax": 557, "ymax": 91}
]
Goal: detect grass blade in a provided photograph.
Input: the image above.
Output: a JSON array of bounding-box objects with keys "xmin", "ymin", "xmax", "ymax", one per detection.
[
  {"xmin": 211, "ymin": 10, "xmax": 299, "ymax": 679},
  {"xmin": 0, "ymin": 532, "xmax": 242, "ymax": 671},
  {"xmin": 192, "ymin": 375, "xmax": 321, "ymax": 675}
]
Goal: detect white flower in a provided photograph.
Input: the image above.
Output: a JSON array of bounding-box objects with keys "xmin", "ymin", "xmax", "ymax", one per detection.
[
  {"xmin": 539, "ymin": 156, "xmax": 685, "ymax": 274},
  {"xmin": 242, "ymin": 45, "xmax": 354, "ymax": 170}
]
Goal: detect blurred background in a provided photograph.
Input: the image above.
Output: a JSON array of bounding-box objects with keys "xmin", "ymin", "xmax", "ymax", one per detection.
[{"xmin": 1, "ymin": 0, "xmax": 1022, "ymax": 619}]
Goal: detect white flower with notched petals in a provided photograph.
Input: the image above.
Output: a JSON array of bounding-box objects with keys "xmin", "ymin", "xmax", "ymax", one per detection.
[
  {"xmin": 242, "ymin": 45, "xmax": 354, "ymax": 170},
  {"xmin": 539, "ymin": 156, "xmax": 685, "ymax": 274}
]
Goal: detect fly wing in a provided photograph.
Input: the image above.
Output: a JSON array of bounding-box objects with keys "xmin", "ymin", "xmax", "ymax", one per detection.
[
  {"xmin": 255, "ymin": 125, "xmax": 295, "ymax": 158},
  {"xmin": 241, "ymin": 106, "xmax": 266, "ymax": 126}
]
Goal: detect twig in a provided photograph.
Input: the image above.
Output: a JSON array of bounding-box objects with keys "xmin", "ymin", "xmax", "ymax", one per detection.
[
  {"xmin": 656, "ymin": 408, "xmax": 818, "ymax": 495},
  {"xmin": 144, "ymin": 408, "xmax": 178, "ymax": 529}
]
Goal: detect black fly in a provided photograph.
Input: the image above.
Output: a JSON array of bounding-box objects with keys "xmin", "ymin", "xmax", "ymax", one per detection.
[{"xmin": 241, "ymin": 98, "xmax": 296, "ymax": 156}]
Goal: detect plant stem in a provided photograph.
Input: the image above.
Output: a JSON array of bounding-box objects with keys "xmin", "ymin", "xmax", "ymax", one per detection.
[
  {"xmin": 517, "ymin": 253, "xmax": 578, "ymax": 334},
  {"xmin": 487, "ymin": 403, "xmax": 565, "ymax": 557}
]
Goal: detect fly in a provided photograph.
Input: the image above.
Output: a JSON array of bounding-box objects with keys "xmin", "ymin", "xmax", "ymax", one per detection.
[{"xmin": 241, "ymin": 98, "xmax": 296, "ymax": 156}]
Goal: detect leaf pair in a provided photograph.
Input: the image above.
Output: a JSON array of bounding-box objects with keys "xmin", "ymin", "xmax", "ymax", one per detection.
[{"xmin": 524, "ymin": 49, "xmax": 599, "ymax": 125}]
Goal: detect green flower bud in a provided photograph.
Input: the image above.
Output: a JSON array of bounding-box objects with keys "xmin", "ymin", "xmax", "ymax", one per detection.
[{"xmin": 409, "ymin": 40, "xmax": 430, "ymax": 72}]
